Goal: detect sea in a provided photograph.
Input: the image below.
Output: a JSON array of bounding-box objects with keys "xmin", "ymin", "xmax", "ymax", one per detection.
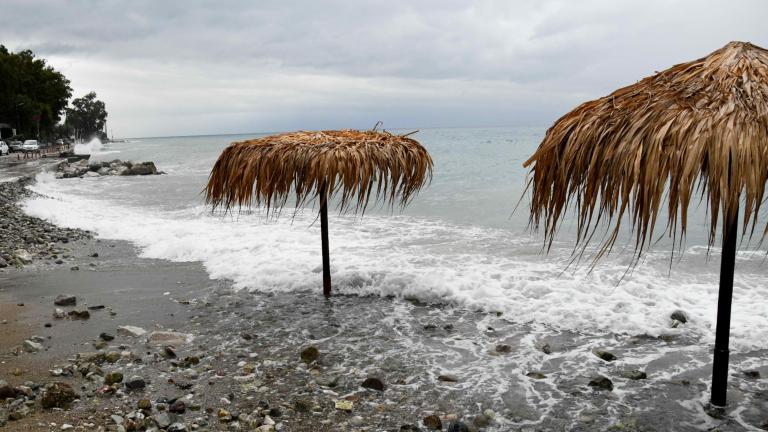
[{"xmin": 20, "ymin": 127, "xmax": 768, "ymax": 429}]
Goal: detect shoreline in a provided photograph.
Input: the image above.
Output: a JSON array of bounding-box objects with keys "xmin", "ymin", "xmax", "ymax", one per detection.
[{"xmin": 1, "ymin": 162, "xmax": 767, "ymax": 431}]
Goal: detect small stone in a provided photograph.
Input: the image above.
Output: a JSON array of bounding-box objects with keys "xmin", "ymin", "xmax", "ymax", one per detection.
[
  {"xmin": 111, "ymin": 414, "xmax": 124, "ymax": 424},
  {"xmin": 437, "ymin": 374, "xmax": 458, "ymax": 383},
  {"xmin": 473, "ymin": 414, "xmax": 491, "ymax": 427},
  {"xmin": 41, "ymin": 382, "xmax": 77, "ymax": 408},
  {"xmin": 350, "ymin": 416, "xmax": 364, "ymax": 425},
  {"xmin": 447, "ymin": 422, "xmax": 469, "ymax": 432},
  {"xmin": 105, "ymin": 351, "xmax": 121, "ymax": 363},
  {"xmin": 538, "ymin": 342, "xmax": 552, "ymax": 354},
  {"xmin": 138, "ymin": 399, "xmax": 152, "ymax": 410},
  {"xmin": 670, "ymin": 310, "xmax": 688, "ymax": 324},
  {"xmin": 53, "ymin": 308, "xmax": 66, "ymax": 319},
  {"xmin": 61, "ymin": 424, "xmax": 74, "ymax": 430},
  {"xmin": 217, "ymin": 408, "xmax": 232, "ymax": 421},
  {"xmin": 154, "ymin": 412, "xmax": 173, "ymax": 429},
  {"xmin": 300, "ymin": 346, "xmax": 319, "ymax": 363},
  {"xmin": 105, "ymin": 371, "xmax": 124, "ymax": 385},
  {"xmin": 588, "ymin": 375, "xmax": 614, "ymax": 391},
  {"xmin": 169, "ymin": 400, "xmax": 186, "ymax": 413},
  {"xmin": 334, "ymin": 399, "xmax": 353, "ymax": 412},
  {"xmin": 400, "ymin": 425, "xmax": 421, "ymax": 431},
  {"xmin": 495, "ymin": 344, "xmax": 512, "ymax": 353},
  {"xmin": 117, "ymin": 325, "xmax": 147, "ymax": 337},
  {"xmin": 594, "ymin": 350, "xmax": 617, "ymax": 361},
  {"xmin": 423, "ymin": 415, "xmax": 442, "ymax": 430},
  {"xmin": 526, "ymin": 371, "xmax": 546, "ymax": 379},
  {"xmin": 316, "ymin": 375, "xmax": 338, "ymax": 387},
  {"xmin": 620, "ymin": 369, "xmax": 648, "ymax": 380},
  {"xmin": 68, "ymin": 309, "xmax": 90, "ymax": 320},
  {"xmin": 168, "ymin": 423, "xmax": 187, "ymax": 432},
  {"xmin": 361, "ymin": 377, "xmax": 385, "ymax": 391},
  {"xmin": 23, "ymin": 339, "xmax": 44, "ymax": 352},
  {"xmin": 54, "ymin": 294, "xmax": 77, "ymax": 306},
  {"xmin": 124, "ymin": 376, "xmax": 146, "ymax": 390},
  {"xmin": 70, "ymin": 265, "xmax": 79, "ymax": 271},
  {"xmin": 294, "ymin": 400, "xmax": 311, "ymax": 413}
]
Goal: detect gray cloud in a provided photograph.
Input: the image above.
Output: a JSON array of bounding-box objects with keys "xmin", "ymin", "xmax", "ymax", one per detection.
[{"xmin": 1, "ymin": 0, "xmax": 766, "ymax": 137}]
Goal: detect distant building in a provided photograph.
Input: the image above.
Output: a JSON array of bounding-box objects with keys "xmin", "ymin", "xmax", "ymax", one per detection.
[{"xmin": 0, "ymin": 123, "xmax": 15, "ymax": 139}]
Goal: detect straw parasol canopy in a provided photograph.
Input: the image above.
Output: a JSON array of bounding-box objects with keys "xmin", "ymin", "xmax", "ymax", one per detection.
[
  {"xmin": 523, "ymin": 41, "xmax": 768, "ymax": 407},
  {"xmin": 206, "ymin": 129, "xmax": 433, "ymax": 297},
  {"xmin": 524, "ymin": 41, "xmax": 768, "ymax": 260},
  {"xmin": 206, "ymin": 129, "xmax": 432, "ymax": 214}
]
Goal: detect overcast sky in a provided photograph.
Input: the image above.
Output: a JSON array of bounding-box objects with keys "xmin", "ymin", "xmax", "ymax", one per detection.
[{"xmin": 2, "ymin": 0, "xmax": 766, "ymax": 138}]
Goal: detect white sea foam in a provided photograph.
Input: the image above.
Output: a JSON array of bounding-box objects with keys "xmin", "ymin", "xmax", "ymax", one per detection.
[
  {"xmin": 23, "ymin": 173, "xmax": 768, "ymax": 351},
  {"xmin": 73, "ymin": 137, "xmax": 120, "ymax": 156}
]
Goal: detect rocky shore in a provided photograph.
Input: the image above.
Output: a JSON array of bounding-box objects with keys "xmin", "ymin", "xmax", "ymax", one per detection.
[{"xmin": 0, "ymin": 179, "xmax": 92, "ymax": 269}]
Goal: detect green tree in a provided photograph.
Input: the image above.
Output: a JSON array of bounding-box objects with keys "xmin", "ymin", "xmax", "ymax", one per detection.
[
  {"xmin": 0, "ymin": 45, "xmax": 72, "ymax": 139},
  {"xmin": 65, "ymin": 92, "xmax": 108, "ymax": 141}
]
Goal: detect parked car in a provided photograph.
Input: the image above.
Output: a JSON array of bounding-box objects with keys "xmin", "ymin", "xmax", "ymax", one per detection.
[
  {"xmin": 22, "ymin": 140, "xmax": 40, "ymax": 151},
  {"xmin": 55, "ymin": 139, "xmax": 65, "ymax": 146},
  {"xmin": 8, "ymin": 140, "xmax": 23, "ymax": 152},
  {"xmin": 0, "ymin": 141, "xmax": 8, "ymax": 155}
]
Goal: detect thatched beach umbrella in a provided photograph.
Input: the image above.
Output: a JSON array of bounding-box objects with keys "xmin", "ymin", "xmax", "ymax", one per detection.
[
  {"xmin": 206, "ymin": 129, "xmax": 433, "ymax": 297},
  {"xmin": 523, "ymin": 41, "xmax": 768, "ymax": 407}
]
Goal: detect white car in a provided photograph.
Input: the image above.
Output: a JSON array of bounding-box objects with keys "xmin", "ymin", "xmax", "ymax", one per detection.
[
  {"xmin": 22, "ymin": 140, "xmax": 40, "ymax": 151},
  {"xmin": 0, "ymin": 141, "xmax": 8, "ymax": 155}
]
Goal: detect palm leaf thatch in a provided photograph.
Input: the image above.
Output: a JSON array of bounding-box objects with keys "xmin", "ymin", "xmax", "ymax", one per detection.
[
  {"xmin": 206, "ymin": 129, "xmax": 433, "ymax": 214},
  {"xmin": 524, "ymin": 41, "xmax": 768, "ymax": 261}
]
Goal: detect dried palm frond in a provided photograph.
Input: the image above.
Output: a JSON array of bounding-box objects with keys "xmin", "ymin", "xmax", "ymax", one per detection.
[
  {"xmin": 206, "ymin": 129, "xmax": 433, "ymax": 214},
  {"xmin": 523, "ymin": 41, "xmax": 768, "ymax": 261}
]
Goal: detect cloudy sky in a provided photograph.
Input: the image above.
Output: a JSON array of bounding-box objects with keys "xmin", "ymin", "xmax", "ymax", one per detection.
[{"xmin": 2, "ymin": 0, "xmax": 766, "ymax": 138}]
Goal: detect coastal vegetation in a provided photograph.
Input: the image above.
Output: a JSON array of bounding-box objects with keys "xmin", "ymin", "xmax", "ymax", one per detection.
[{"xmin": 0, "ymin": 45, "xmax": 107, "ymax": 141}]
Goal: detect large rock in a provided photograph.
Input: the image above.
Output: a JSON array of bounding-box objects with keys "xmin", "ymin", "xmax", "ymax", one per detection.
[
  {"xmin": 361, "ymin": 377, "xmax": 385, "ymax": 391},
  {"xmin": 41, "ymin": 382, "xmax": 77, "ymax": 408},
  {"xmin": 588, "ymin": 375, "xmax": 614, "ymax": 391},
  {"xmin": 123, "ymin": 162, "xmax": 157, "ymax": 176}
]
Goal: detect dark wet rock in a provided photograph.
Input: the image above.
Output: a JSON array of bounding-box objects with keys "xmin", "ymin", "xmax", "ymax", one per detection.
[
  {"xmin": 538, "ymin": 342, "xmax": 552, "ymax": 354},
  {"xmin": 438, "ymin": 374, "xmax": 458, "ymax": 383},
  {"xmin": 87, "ymin": 304, "xmax": 105, "ymax": 310},
  {"xmin": 473, "ymin": 414, "xmax": 491, "ymax": 428},
  {"xmin": 268, "ymin": 407, "xmax": 281, "ymax": 417},
  {"xmin": 423, "ymin": 414, "xmax": 442, "ymax": 430},
  {"xmin": 594, "ymin": 350, "xmax": 617, "ymax": 361},
  {"xmin": 70, "ymin": 265, "xmax": 79, "ymax": 271},
  {"xmin": 54, "ymin": 294, "xmax": 77, "ymax": 306},
  {"xmin": 125, "ymin": 376, "xmax": 146, "ymax": 390},
  {"xmin": 620, "ymin": 369, "xmax": 648, "ymax": 380},
  {"xmin": 743, "ymin": 370, "xmax": 761, "ymax": 379},
  {"xmin": 104, "ymin": 371, "xmax": 124, "ymax": 385},
  {"xmin": 0, "ymin": 381, "xmax": 15, "ymax": 399},
  {"xmin": 138, "ymin": 398, "xmax": 152, "ymax": 410},
  {"xmin": 361, "ymin": 377, "xmax": 386, "ymax": 391},
  {"xmin": 41, "ymin": 382, "xmax": 77, "ymax": 408},
  {"xmin": 300, "ymin": 346, "xmax": 319, "ymax": 363},
  {"xmin": 447, "ymin": 422, "xmax": 470, "ymax": 432},
  {"xmin": 526, "ymin": 371, "xmax": 547, "ymax": 379},
  {"xmin": 588, "ymin": 375, "xmax": 614, "ymax": 391},
  {"xmin": 104, "ymin": 351, "xmax": 121, "ymax": 363},
  {"xmin": 99, "ymin": 332, "xmax": 115, "ymax": 341},
  {"xmin": 495, "ymin": 344, "xmax": 512, "ymax": 353},
  {"xmin": 401, "ymin": 425, "xmax": 422, "ymax": 431},
  {"xmin": 169, "ymin": 400, "xmax": 186, "ymax": 413},
  {"xmin": 671, "ymin": 310, "xmax": 688, "ymax": 324}
]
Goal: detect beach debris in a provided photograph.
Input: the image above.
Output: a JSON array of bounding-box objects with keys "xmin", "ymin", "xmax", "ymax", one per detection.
[
  {"xmin": 361, "ymin": 377, "xmax": 385, "ymax": 391},
  {"xmin": 588, "ymin": 375, "xmax": 614, "ymax": 391},
  {"xmin": 117, "ymin": 325, "xmax": 147, "ymax": 337},
  {"xmin": 54, "ymin": 294, "xmax": 77, "ymax": 306},
  {"xmin": 299, "ymin": 346, "xmax": 319, "ymax": 363},
  {"xmin": 423, "ymin": 414, "xmax": 442, "ymax": 430}
]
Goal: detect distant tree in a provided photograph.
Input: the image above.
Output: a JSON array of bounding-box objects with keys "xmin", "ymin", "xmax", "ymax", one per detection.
[
  {"xmin": 65, "ymin": 92, "xmax": 108, "ymax": 141},
  {"xmin": 0, "ymin": 45, "xmax": 72, "ymax": 139}
]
